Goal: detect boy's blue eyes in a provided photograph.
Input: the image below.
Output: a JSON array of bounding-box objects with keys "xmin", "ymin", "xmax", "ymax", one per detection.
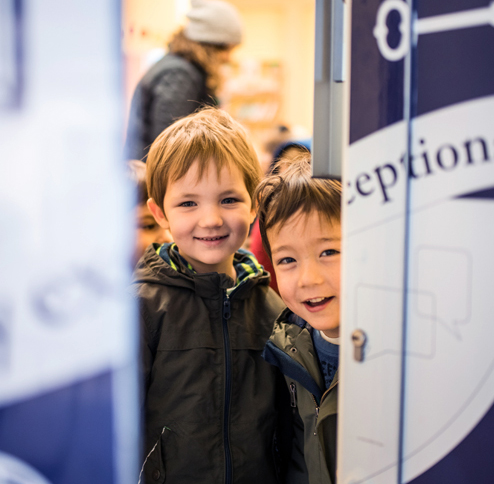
[{"xmin": 179, "ymin": 198, "xmax": 238, "ymax": 207}]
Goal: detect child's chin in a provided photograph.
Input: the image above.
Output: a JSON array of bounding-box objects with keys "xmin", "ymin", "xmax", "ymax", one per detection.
[
  {"xmin": 309, "ymin": 321, "xmax": 340, "ymax": 338},
  {"xmin": 322, "ymin": 328, "xmax": 340, "ymax": 338}
]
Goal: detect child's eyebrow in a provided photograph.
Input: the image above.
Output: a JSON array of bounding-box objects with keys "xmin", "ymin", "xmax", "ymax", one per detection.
[
  {"xmin": 271, "ymin": 237, "xmax": 341, "ymax": 255},
  {"xmin": 171, "ymin": 193, "xmax": 198, "ymax": 199},
  {"xmin": 271, "ymin": 245, "xmax": 292, "ymax": 256},
  {"xmin": 170, "ymin": 189, "xmax": 243, "ymax": 199},
  {"xmin": 320, "ymin": 237, "xmax": 341, "ymax": 242},
  {"xmin": 219, "ymin": 188, "xmax": 244, "ymax": 196}
]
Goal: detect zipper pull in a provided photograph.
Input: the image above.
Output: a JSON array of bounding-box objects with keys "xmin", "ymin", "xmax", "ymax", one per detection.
[
  {"xmin": 314, "ymin": 406, "xmax": 320, "ymax": 436},
  {"xmin": 223, "ymin": 295, "xmax": 231, "ymax": 320},
  {"xmin": 289, "ymin": 383, "xmax": 297, "ymax": 408}
]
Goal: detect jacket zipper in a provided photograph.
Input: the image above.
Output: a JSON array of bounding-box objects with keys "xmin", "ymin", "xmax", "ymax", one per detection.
[
  {"xmin": 222, "ymin": 291, "xmax": 233, "ymax": 484},
  {"xmin": 290, "ymin": 383, "xmax": 320, "ymax": 436},
  {"xmin": 312, "ymin": 394, "xmax": 320, "ymax": 436},
  {"xmin": 312, "ymin": 379, "xmax": 338, "ymax": 436},
  {"xmin": 289, "ymin": 383, "xmax": 297, "ymax": 407}
]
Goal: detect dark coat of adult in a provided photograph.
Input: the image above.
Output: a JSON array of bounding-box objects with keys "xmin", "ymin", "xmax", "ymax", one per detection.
[
  {"xmin": 125, "ymin": 54, "xmax": 215, "ymax": 161},
  {"xmin": 131, "ymin": 244, "xmax": 291, "ymax": 484}
]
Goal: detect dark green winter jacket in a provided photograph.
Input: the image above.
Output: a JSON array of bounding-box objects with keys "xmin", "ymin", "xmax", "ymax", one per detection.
[
  {"xmin": 263, "ymin": 308, "xmax": 338, "ymax": 484},
  {"xmin": 131, "ymin": 244, "xmax": 287, "ymax": 484}
]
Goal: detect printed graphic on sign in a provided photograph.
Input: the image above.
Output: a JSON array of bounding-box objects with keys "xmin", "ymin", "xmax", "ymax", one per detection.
[
  {"xmin": 415, "ymin": 247, "xmax": 471, "ymax": 339},
  {"xmin": 341, "ymin": 1, "xmax": 494, "ymax": 483},
  {"xmin": 373, "ymin": 0, "xmax": 494, "ymax": 62},
  {"xmin": 341, "ymin": 120, "xmax": 408, "ymax": 483},
  {"xmin": 401, "ymin": 98, "xmax": 494, "ymax": 483}
]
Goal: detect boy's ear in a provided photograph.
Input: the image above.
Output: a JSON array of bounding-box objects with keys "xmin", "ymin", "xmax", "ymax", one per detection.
[
  {"xmin": 249, "ymin": 205, "xmax": 257, "ymax": 225},
  {"xmin": 147, "ymin": 198, "xmax": 170, "ymax": 230}
]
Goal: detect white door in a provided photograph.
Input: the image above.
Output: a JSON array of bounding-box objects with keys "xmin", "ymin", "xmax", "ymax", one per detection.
[{"xmin": 338, "ymin": 1, "xmax": 494, "ymax": 482}]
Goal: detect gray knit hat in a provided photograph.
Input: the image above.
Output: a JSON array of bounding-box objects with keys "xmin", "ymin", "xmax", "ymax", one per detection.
[{"xmin": 184, "ymin": 0, "xmax": 243, "ymax": 46}]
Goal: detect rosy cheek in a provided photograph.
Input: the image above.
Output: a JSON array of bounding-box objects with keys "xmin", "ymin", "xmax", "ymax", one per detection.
[{"xmin": 276, "ymin": 281, "xmax": 291, "ymax": 303}]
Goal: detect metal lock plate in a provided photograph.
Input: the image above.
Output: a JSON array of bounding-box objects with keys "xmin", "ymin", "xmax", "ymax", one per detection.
[{"xmin": 351, "ymin": 329, "xmax": 367, "ymax": 362}]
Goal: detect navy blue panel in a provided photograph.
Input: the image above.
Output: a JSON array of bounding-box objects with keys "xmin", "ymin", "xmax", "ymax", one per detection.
[
  {"xmin": 415, "ymin": 1, "xmax": 494, "ymax": 117},
  {"xmin": 457, "ymin": 186, "xmax": 494, "ymax": 200},
  {"xmin": 0, "ymin": 371, "xmax": 115, "ymax": 484},
  {"xmin": 418, "ymin": 0, "xmax": 488, "ymax": 18},
  {"xmin": 349, "ymin": 0, "xmax": 404, "ymax": 144},
  {"xmin": 408, "ymin": 401, "xmax": 494, "ymax": 484}
]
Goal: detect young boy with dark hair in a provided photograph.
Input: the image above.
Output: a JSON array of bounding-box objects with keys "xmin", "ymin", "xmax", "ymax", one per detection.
[
  {"xmin": 131, "ymin": 107, "xmax": 286, "ymax": 484},
  {"xmin": 256, "ymin": 156, "xmax": 342, "ymax": 484}
]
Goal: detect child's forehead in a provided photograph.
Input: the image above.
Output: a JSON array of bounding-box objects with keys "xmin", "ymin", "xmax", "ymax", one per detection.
[
  {"xmin": 173, "ymin": 157, "xmax": 245, "ymax": 186},
  {"xmin": 271, "ymin": 209, "xmax": 340, "ymax": 238}
]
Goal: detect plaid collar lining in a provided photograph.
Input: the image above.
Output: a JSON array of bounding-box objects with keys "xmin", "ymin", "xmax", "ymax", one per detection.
[{"xmin": 157, "ymin": 243, "xmax": 263, "ymax": 293}]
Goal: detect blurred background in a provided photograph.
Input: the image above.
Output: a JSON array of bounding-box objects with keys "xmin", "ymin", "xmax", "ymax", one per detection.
[{"xmin": 122, "ymin": 0, "xmax": 315, "ymax": 152}]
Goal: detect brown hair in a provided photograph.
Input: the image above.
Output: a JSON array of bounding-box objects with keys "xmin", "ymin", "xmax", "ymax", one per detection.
[
  {"xmin": 255, "ymin": 155, "xmax": 342, "ymax": 259},
  {"xmin": 168, "ymin": 28, "xmax": 230, "ymax": 94},
  {"xmin": 147, "ymin": 107, "xmax": 262, "ymax": 212},
  {"xmin": 126, "ymin": 159, "xmax": 149, "ymax": 206}
]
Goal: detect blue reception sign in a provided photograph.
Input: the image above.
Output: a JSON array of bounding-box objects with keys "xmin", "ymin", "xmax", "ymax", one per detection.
[
  {"xmin": 340, "ymin": 1, "xmax": 494, "ymax": 483},
  {"xmin": 0, "ymin": 1, "xmax": 139, "ymax": 483}
]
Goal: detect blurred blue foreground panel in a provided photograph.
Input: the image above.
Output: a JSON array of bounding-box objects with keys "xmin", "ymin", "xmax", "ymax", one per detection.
[{"xmin": 0, "ymin": 1, "xmax": 139, "ymax": 483}]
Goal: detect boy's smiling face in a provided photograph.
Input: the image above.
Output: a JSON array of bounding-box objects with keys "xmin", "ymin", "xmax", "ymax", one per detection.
[
  {"xmin": 149, "ymin": 159, "xmax": 255, "ymax": 279},
  {"xmin": 268, "ymin": 210, "xmax": 341, "ymax": 338}
]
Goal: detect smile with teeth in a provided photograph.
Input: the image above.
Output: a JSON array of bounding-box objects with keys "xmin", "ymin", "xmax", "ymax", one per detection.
[
  {"xmin": 195, "ymin": 235, "xmax": 228, "ymax": 241},
  {"xmin": 304, "ymin": 296, "xmax": 332, "ymax": 307}
]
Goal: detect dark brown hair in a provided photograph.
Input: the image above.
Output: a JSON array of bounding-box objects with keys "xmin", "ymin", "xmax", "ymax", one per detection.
[
  {"xmin": 147, "ymin": 107, "xmax": 262, "ymax": 212},
  {"xmin": 255, "ymin": 155, "xmax": 342, "ymax": 259},
  {"xmin": 168, "ymin": 28, "xmax": 230, "ymax": 94}
]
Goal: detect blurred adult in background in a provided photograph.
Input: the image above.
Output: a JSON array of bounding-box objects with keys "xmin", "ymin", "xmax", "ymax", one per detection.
[{"xmin": 125, "ymin": 0, "xmax": 243, "ymax": 161}]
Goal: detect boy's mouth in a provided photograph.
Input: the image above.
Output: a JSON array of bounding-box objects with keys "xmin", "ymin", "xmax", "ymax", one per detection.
[
  {"xmin": 303, "ymin": 296, "xmax": 332, "ymax": 308},
  {"xmin": 195, "ymin": 235, "xmax": 228, "ymax": 242}
]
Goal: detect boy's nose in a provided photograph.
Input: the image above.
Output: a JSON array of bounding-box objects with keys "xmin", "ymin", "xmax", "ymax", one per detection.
[
  {"xmin": 298, "ymin": 260, "xmax": 324, "ymax": 288},
  {"xmin": 198, "ymin": 207, "xmax": 223, "ymax": 228}
]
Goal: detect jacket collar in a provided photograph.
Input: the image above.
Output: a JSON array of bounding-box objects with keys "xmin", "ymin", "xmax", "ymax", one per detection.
[
  {"xmin": 132, "ymin": 244, "xmax": 270, "ymax": 300},
  {"xmin": 262, "ymin": 308, "xmax": 330, "ymax": 404}
]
